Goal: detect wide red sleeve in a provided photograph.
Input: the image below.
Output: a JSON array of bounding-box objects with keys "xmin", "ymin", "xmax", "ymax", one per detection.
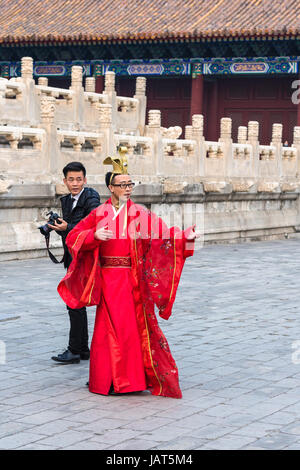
[
  {"xmin": 132, "ymin": 207, "xmax": 195, "ymax": 321},
  {"xmin": 57, "ymin": 208, "xmax": 102, "ymax": 309}
]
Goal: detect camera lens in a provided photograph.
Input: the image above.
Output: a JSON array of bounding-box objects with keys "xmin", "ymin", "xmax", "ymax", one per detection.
[{"xmin": 38, "ymin": 223, "xmax": 52, "ymax": 236}]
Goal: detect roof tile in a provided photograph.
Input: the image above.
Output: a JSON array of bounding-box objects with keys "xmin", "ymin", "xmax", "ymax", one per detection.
[{"xmin": 0, "ymin": 0, "xmax": 299, "ymax": 43}]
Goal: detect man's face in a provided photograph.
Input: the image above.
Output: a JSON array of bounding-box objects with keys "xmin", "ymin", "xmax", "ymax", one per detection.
[
  {"xmin": 109, "ymin": 174, "xmax": 134, "ymax": 202},
  {"xmin": 63, "ymin": 171, "xmax": 87, "ymax": 196}
]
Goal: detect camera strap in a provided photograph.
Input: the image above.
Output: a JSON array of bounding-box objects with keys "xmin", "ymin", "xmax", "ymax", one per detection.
[{"xmin": 45, "ymin": 234, "xmax": 64, "ymax": 264}]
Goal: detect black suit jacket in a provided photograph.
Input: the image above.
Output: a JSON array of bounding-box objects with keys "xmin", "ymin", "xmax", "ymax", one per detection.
[{"xmin": 60, "ymin": 187, "xmax": 100, "ymax": 268}]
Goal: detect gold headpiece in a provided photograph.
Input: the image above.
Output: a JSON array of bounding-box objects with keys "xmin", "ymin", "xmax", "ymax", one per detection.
[{"xmin": 103, "ymin": 147, "xmax": 128, "ymax": 184}]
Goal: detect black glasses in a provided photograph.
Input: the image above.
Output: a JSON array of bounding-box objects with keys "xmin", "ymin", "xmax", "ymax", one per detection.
[{"xmin": 111, "ymin": 182, "xmax": 135, "ymax": 190}]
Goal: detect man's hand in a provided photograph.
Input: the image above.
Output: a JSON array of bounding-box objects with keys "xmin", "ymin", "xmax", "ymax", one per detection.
[
  {"xmin": 48, "ymin": 218, "xmax": 68, "ymax": 232},
  {"xmin": 94, "ymin": 227, "xmax": 114, "ymax": 241},
  {"xmin": 186, "ymin": 224, "xmax": 201, "ymax": 240}
]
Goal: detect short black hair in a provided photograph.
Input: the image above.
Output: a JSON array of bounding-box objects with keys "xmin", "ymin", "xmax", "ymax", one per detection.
[
  {"xmin": 105, "ymin": 172, "xmax": 116, "ymax": 187},
  {"xmin": 63, "ymin": 161, "xmax": 86, "ymax": 178}
]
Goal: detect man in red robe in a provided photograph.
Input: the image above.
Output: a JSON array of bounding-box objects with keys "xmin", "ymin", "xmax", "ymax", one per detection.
[{"xmin": 58, "ymin": 151, "xmax": 198, "ymax": 398}]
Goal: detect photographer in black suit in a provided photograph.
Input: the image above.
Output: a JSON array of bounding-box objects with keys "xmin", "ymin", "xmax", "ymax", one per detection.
[{"xmin": 48, "ymin": 161, "xmax": 100, "ymax": 364}]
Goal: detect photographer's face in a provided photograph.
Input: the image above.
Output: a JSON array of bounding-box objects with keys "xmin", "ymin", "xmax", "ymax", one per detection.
[{"xmin": 64, "ymin": 171, "xmax": 86, "ymax": 196}]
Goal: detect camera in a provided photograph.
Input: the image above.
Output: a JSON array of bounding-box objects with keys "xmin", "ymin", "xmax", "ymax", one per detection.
[{"xmin": 38, "ymin": 211, "xmax": 62, "ymax": 237}]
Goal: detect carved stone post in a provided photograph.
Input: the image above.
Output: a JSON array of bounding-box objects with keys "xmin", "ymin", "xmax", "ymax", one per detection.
[
  {"xmin": 21, "ymin": 57, "xmax": 33, "ymax": 80},
  {"xmin": 271, "ymin": 123, "xmax": 283, "ymax": 145},
  {"xmin": 185, "ymin": 125, "xmax": 193, "ymax": 140},
  {"xmin": 104, "ymin": 71, "xmax": 115, "ymax": 93},
  {"xmin": 103, "ymin": 71, "xmax": 117, "ymax": 132},
  {"xmin": 39, "ymin": 96, "xmax": 59, "ymax": 175},
  {"xmin": 134, "ymin": 76, "xmax": 147, "ymax": 135},
  {"xmin": 219, "ymin": 118, "xmax": 232, "ymax": 179},
  {"xmin": 192, "ymin": 114, "xmax": 204, "ymax": 139},
  {"xmin": 38, "ymin": 77, "xmax": 48, "ymax": 86},
  {"xmin": 148, "ymin": 109, "xmax": 161, "ymax": 128},
  {"xmin": 237, "ymin": 126, "xmax": 247, "ymax": 144},
  {"xmin": 40, "ymin": 96, "xmax": 56, "ymax": 123},
  {"xmin": 292, "ymin": 127, "xmax": 300, "ymax": 198},
  {"xmin": 247, "ymin": 121, "xmax": 259, "ymax": 142},
  {"xmin": 0, "ymin": 77, "xmax": 8, "ymax": 98},
  {"xmin": 71, "ymin": 66, "xmax": 83, "ymax": 89},
  {"xmin": 98, "ymin": 103, "xmax": 114, "ymax": 155},
  {"xmin": 85, "ymin": 77, "xmax": 96, "ymax": 93},
  {"xmin": 145, "ymin": 110, "xmax": 163, "ymax": 177},
  {"xmin": 192, "ymin": 114, "xmax": 204, "ymax": 177},
  {"xmin": 70, "ymin": 65, "xmax": 84, "ymax": 127},
  {"xmin": 271, "ymin": 123, "xmax": 283, "ymax": 178},
  {"xmin": 20, "ymin": 56, "xmax": 39, "ymax": 123},
  {"xmin": 135, "ymin": 76, "xmax": 146, "ymax": 96},
  {"xmin": 293, "ymin": 126, "xmax": 300, "ymax": 146},
  {"xmin": 219, "ymin": 117, "xmax": 232, "ymax": 142},
  {"xmin": 247, "ymin": 121, "xmax": 259, "ymax": 181}
]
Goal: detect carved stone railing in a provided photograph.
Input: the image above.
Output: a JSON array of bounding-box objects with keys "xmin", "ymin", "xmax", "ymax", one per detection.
[
  {"xmin": 2, "ymin": 56, "xmax": 300, "ymax": 258},
  {"xmin": 58, "ymin": 130, "xmax": 102, "ymax": 153},
  {"xmin": 0, "ymin": 125, "xmax": 45, "ymax": 149}
]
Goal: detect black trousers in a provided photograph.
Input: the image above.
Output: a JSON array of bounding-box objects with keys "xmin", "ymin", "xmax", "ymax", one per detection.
[{"xmin": 67, "ymin": 306, "xmax": 89, "ymax": 355}]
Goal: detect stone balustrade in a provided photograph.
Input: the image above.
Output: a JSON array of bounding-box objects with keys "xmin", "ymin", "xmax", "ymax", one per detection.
[{"xmin": 1, "ymin": 56, "xmax": 300, "ymax": 259}]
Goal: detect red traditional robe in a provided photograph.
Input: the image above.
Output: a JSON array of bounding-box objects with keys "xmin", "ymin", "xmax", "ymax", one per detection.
[{"xmin": 58, "ymin": 198, "xmax": 194, "ymax": 398}]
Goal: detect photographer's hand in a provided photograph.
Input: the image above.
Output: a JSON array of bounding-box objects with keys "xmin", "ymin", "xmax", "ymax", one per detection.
[{"xmin": 48, "ymin": 218, "xmax": 68, "ymax": 232}]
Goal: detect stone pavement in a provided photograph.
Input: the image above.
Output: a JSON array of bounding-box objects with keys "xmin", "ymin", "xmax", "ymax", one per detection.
[{"xmin": 1, "ymin": 239, "xmax": 300, "ymax": 450}]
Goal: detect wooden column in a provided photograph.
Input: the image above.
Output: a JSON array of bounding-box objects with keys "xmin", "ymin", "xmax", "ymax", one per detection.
[
  {"xmin": 208, "ymin": 78, "xmax": 219, "ymax": 141},
  {"xmin": 95, "ymin": 76, "xmax": 104, "ymax": 93},
  {"xmin": 190, "ymin": 74, "xmax": 203, "ymax": 123}
]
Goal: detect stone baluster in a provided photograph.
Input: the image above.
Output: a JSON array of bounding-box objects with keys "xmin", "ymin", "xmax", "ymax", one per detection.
[
  {"xmin": 73, "ymin": 136, "xmax": 85, "ymax": 152},
  {"xmin": 7, "ymin": 130, "xmax": 23, "ymax": 149}
]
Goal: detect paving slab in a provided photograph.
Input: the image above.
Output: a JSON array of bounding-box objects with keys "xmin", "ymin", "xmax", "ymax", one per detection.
[{"xmin": 1, "ymin": 239, "xmax": 300, "ymax": 449}]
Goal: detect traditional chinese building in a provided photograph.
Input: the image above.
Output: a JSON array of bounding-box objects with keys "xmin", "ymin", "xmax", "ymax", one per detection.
[{"xmin": 0, "ymin": 0, "xmax": 299, "ymax": 144}]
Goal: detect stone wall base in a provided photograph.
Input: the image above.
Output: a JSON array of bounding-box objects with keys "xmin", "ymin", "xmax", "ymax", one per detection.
[
  {"xmin": 0, "ymin": 247, "xmax": 64, "ymax": 262},
  {"xmin": 0, "ymin": 183, "xmax": 299, "ymax": 261}
]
